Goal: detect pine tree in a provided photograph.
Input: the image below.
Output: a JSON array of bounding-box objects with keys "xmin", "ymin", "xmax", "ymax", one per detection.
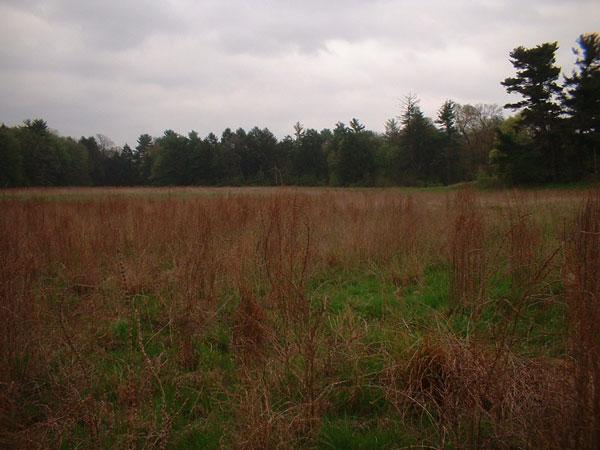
[
  {"xmin": 436, "ymin": 100, "xmax": 460, "ymax": 184},
  {"xmin": 562, "ymin": 33, "xmax": 600, "ymax": 177},
  {"xmin": 501, "ymin": 42, "xmax": 563, "ymax": 181},
  {"xmin": 135, "ymin": 133, "xmax": 153, "ymax": 184},
  {"xmin": 0, "ymin": 125, "xmax": 24, "ymax": 186},
  {"xmin": 397, "ymin": 95, "xmax": 440, "ymax": 184}
]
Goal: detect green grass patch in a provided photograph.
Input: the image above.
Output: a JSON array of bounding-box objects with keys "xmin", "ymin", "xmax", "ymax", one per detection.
[
  {"xmin": 318, "ymin": 417, "xmax": 414, "ymax": 449},
  {"xmin": 311, "ymin": 269, "xmax": 398, "ymax": 319}
]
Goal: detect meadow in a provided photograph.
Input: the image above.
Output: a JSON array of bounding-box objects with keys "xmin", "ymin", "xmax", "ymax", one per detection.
[{"xmin": 1, "ymin": 186, "xmax": 598, "ymax": 449}]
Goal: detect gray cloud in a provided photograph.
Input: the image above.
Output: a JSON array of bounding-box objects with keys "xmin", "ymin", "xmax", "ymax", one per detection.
[{"xmin": 0, "ymin": 0, "xmax": 598, "ymax": 145}]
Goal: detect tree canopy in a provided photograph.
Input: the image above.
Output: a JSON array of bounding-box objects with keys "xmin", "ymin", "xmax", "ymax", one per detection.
[{"xmin": 1, "ymin": 33, "xmax": 597, "ymax": 188}]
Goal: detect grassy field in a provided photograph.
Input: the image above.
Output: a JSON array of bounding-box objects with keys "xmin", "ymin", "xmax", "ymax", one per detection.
[{"xmin": 1, "ymin": 186, "xmax": 599, "ymax": 449}]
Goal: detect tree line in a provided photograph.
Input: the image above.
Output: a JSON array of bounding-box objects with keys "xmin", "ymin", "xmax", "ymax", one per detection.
[{"xmin": 1, "ymin": 33, "xmax": 598, "ymax": 188}]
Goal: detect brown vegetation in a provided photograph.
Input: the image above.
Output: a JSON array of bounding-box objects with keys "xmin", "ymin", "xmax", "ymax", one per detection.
[{"xmin": 0, "ymin": 186, "xmax": 597, "ymax": 449}]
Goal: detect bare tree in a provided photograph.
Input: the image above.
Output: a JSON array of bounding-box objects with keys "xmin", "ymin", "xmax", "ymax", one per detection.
[{"xmin": 456, "ymin": 104, "xmax": 503, "ymax": 176}]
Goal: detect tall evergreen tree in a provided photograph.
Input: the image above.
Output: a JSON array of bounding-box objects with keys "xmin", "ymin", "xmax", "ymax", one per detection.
[
  {"xmin": 501, "ymin": 42, "xmax": 563, "ymax": 181},
  {"xmin": 0, "ymin": 125, "xmax": 24, "ymax": 187},
  {"xmin": 436, "ymin": 100, "xmax": 460, "ymax": 184},
  {"xmin": 397, "ymin": 95, "xmax": 440, "ymax": 184},
  {"xmin": 375, "ymin": 119, "xmax": 401, "ymax": 184},
  {"xmin": 244, "ymin": 127, "xmax": 278, "ymax": 184},
  {"xmin": 491, "ymin": 115, "xmax": 540, "ymax": 184},
  {"xmin": 152, "ymin": 130, "xmax": 193, "ymax": 185},
  {"xmin": 327, "ymin": 120, "xmax": 376, "ymax": 186},
  {"xmin": 349, "ymin": 118, "xmax": 366, "ymax": 132},
  {"xmin": 134, "ymin": 133, "xmax": 153, "ymax": 184},
  {"xmin": 20, "ymin": 119, "xmax": 63, "ymax": 186},
  {"xmin": 80, "ymin": 136, "xmax": 106, "ymax": 185},
  {"xmin": 214, "ymin": 128, "xmax": 243, "ymax": 185},
  {"xmin": 54, "ymin": 137, "xmax": 91, "ymax": 186},
  {"xmin": 384, "ymin": 118, "xmax": 401, "ymax": 140},
  {"xmin": 562, "ymin": 33, "xmax": 600, "ymax": 177},
  {"xmin": 120, "ymin": 143, "xmax": 136, "ymax": 185},
  {"xmin": 291, "ymin": 128, "xmax": 328, "ymax": 185}
]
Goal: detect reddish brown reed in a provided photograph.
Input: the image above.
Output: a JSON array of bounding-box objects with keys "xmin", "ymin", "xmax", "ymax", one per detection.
[
  {"xmin": 0, "ymin": 187, "xmax": 588, "ymax": 448},
  {"xmin": 563, "ymin": 190, "xmax": 600, "ymax": 449},
  {"xmin": 449, "ymin": 189, "xmax": 486, "ymax": 311},
  {"xmin": 260, "ymin": 195, "xmax": 313, "ymax": 320},
  {"xmin": 232, "ymin": 285, "xmax": 269, "ymax": 362},
  {"xmin": 387, "ymin": 331, "xmax": 568, "ymax": 450},
  {"xmin": 506, "ymin": 192, "xmax": 540, "ymax": 290}
]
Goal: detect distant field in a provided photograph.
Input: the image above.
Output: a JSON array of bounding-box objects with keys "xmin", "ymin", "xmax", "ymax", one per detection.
[{"xmin": 1, "ymin": 187, "xmax": 598, "ymax": 449}]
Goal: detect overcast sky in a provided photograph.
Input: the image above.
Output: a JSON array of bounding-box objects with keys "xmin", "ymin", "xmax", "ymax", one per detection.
[{"xmin": 0, "ymin": 0, "xmax": 598, "ymax": 146}]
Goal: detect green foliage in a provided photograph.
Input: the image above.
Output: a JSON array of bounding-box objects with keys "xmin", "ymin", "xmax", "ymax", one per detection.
[
  {"xmin": 20, "ymin": 119, "xmax": 61, "ymax": 185},
  {"xmin": 0, "ymin": 120, "xmax": 96, "ymax": 187},
  {"xmin": 502, "ymin": 42, "xmax": 562, "ymax": 127},
  {"xmin": 562, "ymin": 33, "xmax": 600, "ymax": 178},
  {"xmin": 319, "ymin": 418, "xmax": 412, "ymax": 449},
  {"xmin": 168, "ymin": 422, "xmax": 222, "ymax": 449},
  {"xmin": 501, "ymin": 42, "xmax": 564, "ymax": 182},
  {"xmin": 455, "ymin": 103, "xmax": 503, "ymax": 180},
  {"xmin": 0, "ymin": 125, "xmax": 24, "ymax": 186},
  {"xmin": 291, "ymin": 126, "xmax": 329, "ymax": 185},
  {"xmin": 400, "ymin": 266, "xmax": 450, "ymax": 319},
  {"xmin": 436, "ymin": 100, "xmax": 461, "ymax": 184},
  {"xmin": 2, "ymin": 33, "xmax": 598, "ymax": 189},
  {"xmin": 79, "ymin": 135, "xmax": 105, "ymax": 185},
  {"xmin": 323, "ymin": 272, "xmax": 398, "ymax": 319},
  {"xmin": 243, "ymin": 127, "xmax": 279, "ymax": 184},
  {"xmin": 135, "ymin": 133, "xmax": 154, "ymax": 183},
  {"xmin": 395, "ymin": 95, "xmax": 443, "ymax": 185},
  {"xmin": 152, "ymin": 130, "xmax": 194, "ymax": 185},
  {"xmin": 492, "ymin": 116, "xmax": 544, "ymax": 184},
  {"xmin": 109, "ymin": 318, "xmax": 130, "ymax": 344},
  {"xmin": 212, "ymin": 128, "xmax": 243, "ymax": 185},
  {"xmin": 327, "ymin": 121, "xmax": 377, "ymax": 186}
]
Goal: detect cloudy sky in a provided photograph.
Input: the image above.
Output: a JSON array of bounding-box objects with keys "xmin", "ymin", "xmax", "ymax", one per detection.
[{"xmin": 0, "ymin": 0, "xmax": 598, "ymax": 146}]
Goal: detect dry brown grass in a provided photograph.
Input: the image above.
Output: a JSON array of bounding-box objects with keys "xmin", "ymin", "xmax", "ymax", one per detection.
[
  {"xmin": 384, "ymin": 328, "xmax": 571, "ymax": 449},
  {"xmin": 449, "ymin": 189, "xmax": 486, "ymax": 311},
  {"xmin": 0, "ymin": 186, "xmax": 595, "ymax": 448},
  {"xmin": 563, "ymin": 190, "xmax": 600, "ymax": 449},
  {"xmin": 506, "ymin": 191, "xmax": 541, "ymax": 290}
]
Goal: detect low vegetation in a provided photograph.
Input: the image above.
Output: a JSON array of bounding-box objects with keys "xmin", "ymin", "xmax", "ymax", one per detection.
[{"xmin": 1, "ymin": 186, "xmax": 599, "ymax": 449}]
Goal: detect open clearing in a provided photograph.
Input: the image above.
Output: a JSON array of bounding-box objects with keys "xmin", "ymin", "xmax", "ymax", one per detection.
[{"xmin": 1, "ymin": 186, "xmax": 598, "ymax": 449}]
